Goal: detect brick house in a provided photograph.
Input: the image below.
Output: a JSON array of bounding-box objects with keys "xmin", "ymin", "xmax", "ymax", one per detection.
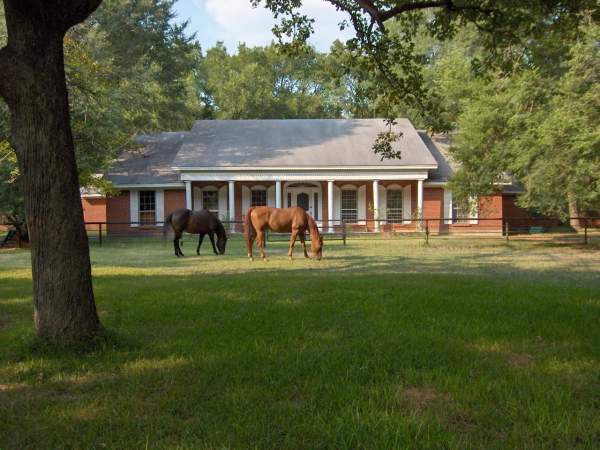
[{"xmin": 102, "ymin": 118, "xmax": 533, "ymax": 235}]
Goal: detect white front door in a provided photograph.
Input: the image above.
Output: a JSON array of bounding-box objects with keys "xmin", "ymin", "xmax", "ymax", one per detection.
[{"xmin": 286, "ymin": 183, "xmax": 321, "ymax": 221}]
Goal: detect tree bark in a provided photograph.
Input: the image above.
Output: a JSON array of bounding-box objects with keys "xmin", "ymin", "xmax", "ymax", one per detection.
[
  {"xmin": 568, "ymin": 197, "xmax": 581, "ymax": 230},
  {"xmin": 0, "ymin": 0, "xmax": 102, "ymax": 343}
]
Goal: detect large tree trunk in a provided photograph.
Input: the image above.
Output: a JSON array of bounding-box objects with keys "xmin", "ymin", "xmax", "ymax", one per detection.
[
  {"xmin": 568, "ymin": 197, "xmax": 581, "ymax": 230},
  {"xmin": 0, "ymin": 0, "xmax": 103, "ymax": 343}
]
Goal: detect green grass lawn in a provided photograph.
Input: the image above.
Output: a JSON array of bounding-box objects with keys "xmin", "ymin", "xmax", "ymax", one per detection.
[{"xmin": 1, "ymin": 235, "xmax": 599, "ymax": 448}]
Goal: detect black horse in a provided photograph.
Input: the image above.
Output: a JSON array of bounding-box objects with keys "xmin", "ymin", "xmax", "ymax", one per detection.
[{"xmin": 163, "ymin": 208, "xmax": 227, "ymax": 257}]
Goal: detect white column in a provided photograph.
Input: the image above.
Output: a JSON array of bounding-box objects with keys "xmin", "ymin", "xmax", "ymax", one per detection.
[
  {"xmin": 185, "ymin": 181, "xmax": 192, "ymax": 210},
  {"xmin": 275, "ymin": 180, "xmax": 282, "ymax": 208},
  {"xmin": 328, "ymin": 180, "xmax": 334, "ymax": 233},
  {"xmin": 228, "ymin": 181, "xmax": 235, "ymax": 232},
  {"xmin": 373, "ymin": 179, "xmax": 380, "ymax": 232},
  {"xmin": 228, "ymin": 181, "xmax": 235, "ymax": 219},
  {"xmin": 417, "ymin": 179, "xmax": 424, "ymax": 231}
]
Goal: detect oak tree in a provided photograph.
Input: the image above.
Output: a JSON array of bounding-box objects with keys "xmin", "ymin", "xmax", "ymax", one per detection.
[{"xmin": 0, "ymin": 0, "xmax": 103, "ymax": 344}]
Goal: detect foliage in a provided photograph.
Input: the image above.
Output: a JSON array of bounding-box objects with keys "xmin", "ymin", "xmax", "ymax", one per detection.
[
  {"xmin": 254, "ymin": 0, "xmax": 598, "ymax": 131},
  {"xmin": 0, "ymin": 141, "xmax": 24, "ymax": 230},
  {"xmin": 0, "ymin": 0, "xmax": 203, "ymax": 222},
  {"xmin": 202, "ymin": 42, "xmax": 348, "ymax": 119},
  {"xmin": 447, "ymin": 22, "xmax": 600, "ymax": 217}
]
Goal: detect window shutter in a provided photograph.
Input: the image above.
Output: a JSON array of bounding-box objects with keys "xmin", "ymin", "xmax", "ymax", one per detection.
[
  {"xmin": 156, "ymin": 190, "xmax": 164, "ymax": 226},
  {"xmin": 444, "ymin": 189, "xmax": 453, "ymax": 224},
  {"xmin": 358, "ymin": 185, "xmax": 366, "ymax": 225},
  {"xmin": 193, "ymin": 186, "xmax": 202, "ymax": 210},
  {"xmin": 470, "ymin": 199, "xmax": 479, "ymax": 224},
  {"xmin": 242, "ymin": 186, "xmax": 250, "ymax": 216},
  {"xmin": 403, "ymin": 185, "xmax": 412, "ymax": 223},
  {"xmin": 267, "ymin": 186, "xmax": 276, "ymax": 207},
  {"xmin": 333, "ymin": 186, "xmax": 341, "ymax": 221},
  {"xmin": 218, "ymin": 186, "xmax": 228, "ymax": 219},
  {"xmin": 379, "ymin": 184, "xmax": 387, "ymax": 224},
  {"xmin": 130, "ymin": 190, "xmax": 139, "ymax": 228}
]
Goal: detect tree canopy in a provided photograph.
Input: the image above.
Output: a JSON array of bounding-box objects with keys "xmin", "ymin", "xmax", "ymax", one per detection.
[
  {"xmin": 446, "ymin": 21, "xmax": 600, "ymax": 217},
  {"xmin": 0, "ymin": 0, "xmax": 204, "ymax": 227}
]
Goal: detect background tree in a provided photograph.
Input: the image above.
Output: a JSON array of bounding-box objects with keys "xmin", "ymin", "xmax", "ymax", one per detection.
[
  {"xmin": 255, "ymin": 0, "xmax": 598, "ymax": 153},
  {"xmin": 446, "ymin": 21, "xmax": 600, "ymax": 218},
  {"xmin": 202, "ymin": 42, "xmax": 346, "ymax": 119},
  {"xmin": 1, "ymin": 0, "xmax": 204, "ymax": 202}
]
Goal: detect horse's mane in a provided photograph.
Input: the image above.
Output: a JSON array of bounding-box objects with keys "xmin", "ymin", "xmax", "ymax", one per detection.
[
  {"xmin": 306, "ymin": 213, "xmax": 321, "ymax": 239},
  {"xmin": 215, "ymin": 216, "xmax": 227, "ymax": 237}
]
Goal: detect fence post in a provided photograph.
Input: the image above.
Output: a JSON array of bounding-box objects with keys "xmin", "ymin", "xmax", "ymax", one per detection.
[
  {"xmin": 99, "ymin": 223, "xmax": 103, "ymax": 247},
  {"xmin": 424, "ymin": 219, "xmax": 429, "ymax": 245},
  {"xmin": 584, "ymin": 217, "xmax": 588, "ymax": 245},
  {"xmin": 505, "ymin": 220, "xmax": 509, "ymax": 245},
  {"xmin": 342, "ymin": 220, "xmax": 346, "ymax": 245}
]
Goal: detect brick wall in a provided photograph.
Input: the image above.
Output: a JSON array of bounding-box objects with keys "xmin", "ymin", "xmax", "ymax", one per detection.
[
  {"xmin": 106, "ymin": 191, "xmax": 131, "ymax": 233},
  {"xmin": 164, "ymin": 189, "xmax": 186, "ymax": 217},
  {"xmin": 81, "ymin": 197, "xmax": 106, "ymax": 231},
  {"xmin": 502, "ymin": 195, "xmax": 560, "ymax": 229},
  {"xmin": 422, "ymin": 187, "xmax": 445, "ymax": 233}
]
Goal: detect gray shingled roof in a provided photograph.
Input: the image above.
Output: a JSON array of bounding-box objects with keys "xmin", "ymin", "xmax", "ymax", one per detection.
[
  {"xmin": 105, "ymin": 132, "xmax": 186, "ymax": 186},
  {"xmin": 171, "ymin": 119, "xmax": 438, "ymax": 168},
  {"xmin": 419, "ymin": 132, "xmax": 456, "ymax": 183},
  {"xmin": 105, "ymin": 119, "xmax": 450, "ymax": 187}
]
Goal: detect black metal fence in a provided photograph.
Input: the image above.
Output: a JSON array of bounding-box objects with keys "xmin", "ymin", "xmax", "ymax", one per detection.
[{"xmin": 2, "ymin": 217, "xmax": 599, "ymax": 249}]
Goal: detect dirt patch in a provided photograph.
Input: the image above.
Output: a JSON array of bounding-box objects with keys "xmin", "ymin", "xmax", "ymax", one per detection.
[
  {"xmin": 506, "ymin": 352, "xmax": 536, "ymax": 370},
  {"xmin": 397, "ymin": 386, "xmax": 454, "ymax": 413}
]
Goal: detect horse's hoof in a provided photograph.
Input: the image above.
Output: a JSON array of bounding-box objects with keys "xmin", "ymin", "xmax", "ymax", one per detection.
[{"xmin": 262, "ymin": 257, "xmax": 269, "ymax": 261}]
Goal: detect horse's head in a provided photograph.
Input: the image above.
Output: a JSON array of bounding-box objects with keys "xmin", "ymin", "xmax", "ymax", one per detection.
[
  {"xmin": 311, "ymin": 236, "xmax": 323, "ymax": 260},
  {"xmin": 217, "ymin": 234, "xmax": 228, "ymax": 255}
]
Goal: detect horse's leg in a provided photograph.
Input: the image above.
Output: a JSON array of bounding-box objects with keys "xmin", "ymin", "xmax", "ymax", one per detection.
[
  {"xmin": 287, "ymin": 231, "xmax": 298, "ymax": 261},
  {"xmin": 208, "ymin": 232, "xmax": 218, "ymax": 255},
  {"xmin": 174, "ymin": 232, "xmax": 184, "ymax": 257},
  {"xmin": 256, "ymin": 229, "xmax": 268, "ymax": 261},
  {"xmin": 197, "ymin": 233, "xmax": 205, "ymax": 255},
  {"xmin": 299, "ymin": 232, "xmax": 309, "ymax": 259},
  {"xmin": 248, "ymin": 232, "xmax": 255, "ymax": 261}
]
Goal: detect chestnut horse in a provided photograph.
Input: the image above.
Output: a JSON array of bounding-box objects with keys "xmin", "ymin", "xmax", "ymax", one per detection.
[
  {"xmin": 244, "ymin": 206, "xmax": 323, "ymax": 261},
  {"xmin": 164, "ymin": 208, "xmax": 227, "ymax": 257}
]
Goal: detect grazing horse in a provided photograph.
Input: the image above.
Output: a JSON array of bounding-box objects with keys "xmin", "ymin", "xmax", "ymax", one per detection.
[
  {"xmin": 164, "ymin": 208, "xmax": 227, "ymax": 257},
  {"xmin": 244, "ymin": 206, "xmax": 323, "ymax": 261}
]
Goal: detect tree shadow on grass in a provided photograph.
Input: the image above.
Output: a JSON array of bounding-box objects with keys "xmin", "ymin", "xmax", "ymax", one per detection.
[{"xmin": 1, "ymin": 267, "xmax": 599, "ymax": 447}]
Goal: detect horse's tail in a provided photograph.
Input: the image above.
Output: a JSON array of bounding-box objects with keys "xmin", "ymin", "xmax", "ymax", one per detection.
[
  {"xmin": 244, "ymin": 206, "xmax": 257, "ymax": 254},
  {"xmin": 163, "ymin": 212, "xmax": 174, "ymax": 248}
]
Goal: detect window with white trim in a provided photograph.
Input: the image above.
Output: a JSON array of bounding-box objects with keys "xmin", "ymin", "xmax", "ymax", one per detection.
[
  {"xmin": 139, "ymin": 190, "xmax": 156, "ymax": 224},
  {"xmin": 452, "ymin": 197, "xmax": 471, "ymax": 223},
  {"xmin": 386, "ymin": 189, "xmax": 403, "ymax": 223},
  {"xmin": 202, "ymin": 189, "xmax": 219, "ymax": 215},
  {"xmin": 341, "ymin": 189, "xmax": 357, "ymax": 221},
  {"xmin": 251, "ymin": 188, "xmax": 267, "ymax": 206}
]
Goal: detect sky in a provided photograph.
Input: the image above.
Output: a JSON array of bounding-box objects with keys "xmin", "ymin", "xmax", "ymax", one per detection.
[{"xmin": 172, "ymin": 0, "xmax": 355, "ymax": 53}]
